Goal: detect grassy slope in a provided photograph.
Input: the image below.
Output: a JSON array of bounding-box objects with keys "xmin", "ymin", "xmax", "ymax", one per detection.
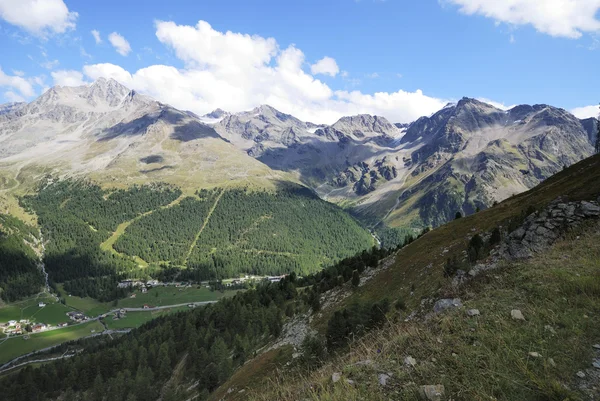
[
  {"xmin": 0, "ymin": 294, "xmax": 73, "ymax": 325},
  {"xmin": 212, "ymin": 153, "xmax": 600, "ymax": 401},
  {"xmin": 253, "ymin": 223, "xmax": 600, "ymax": 401},
  {"xmin": 0, "ymin": 320, "xmax": 105, "ymax": 364}
]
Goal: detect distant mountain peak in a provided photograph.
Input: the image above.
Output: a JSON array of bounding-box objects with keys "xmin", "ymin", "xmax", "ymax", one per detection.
[{"xmin": 204, "ymin": 108, "xmax": 229, "ymax": 119}]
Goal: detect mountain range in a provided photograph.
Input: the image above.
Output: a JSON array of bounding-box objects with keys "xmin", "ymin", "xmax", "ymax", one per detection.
[{"xmin": 0, "ymin": 78, "xmax": 597, "ymax": 234}]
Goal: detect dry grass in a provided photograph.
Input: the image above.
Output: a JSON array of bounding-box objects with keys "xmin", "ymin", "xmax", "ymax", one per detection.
[{"xmin": 245, "ymin": 224, "xmax": 600, "ymax": 401}]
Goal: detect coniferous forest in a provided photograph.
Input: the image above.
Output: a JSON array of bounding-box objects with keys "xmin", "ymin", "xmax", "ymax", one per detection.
[
  {"xmin": 0, "ymin": 245, "xmax": 395, "ymax": 401},
  {"xmin": 0, "ymin": 214, "xmax": 44, "ymax": 301},
  {"xmin": 19, "ymin": 180, "xmax": 374, "ymax": 301}
]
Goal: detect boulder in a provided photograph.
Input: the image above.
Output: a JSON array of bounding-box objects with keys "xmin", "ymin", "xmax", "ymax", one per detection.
[
  {"xmin": 511, "ymin": 309, "xmax": 525, "ymax": 321},
  {"xmin": 378, "ymin": 373, "xmax": 391, "ymax": 386},
  {"xmin": 433, "ymin": 298, "xmax": 463, "ymax": 313},
  {"xmin": 332, "ymin": 372, "xmax": 341, "ymax": 383},
  {"xmin": 404, "ymin": 356, "xmax": 417, "ymax": 367},
  {"xmin": 580, "ymin": 201, "xmax": 600, "ymax": 216},
  {"xmin": 419, "ymin": 384, "xmax": 445, "ymax": 401},
  {"xmin": 466, "ymin": 309, "xmax": 480, "ymax": 317}
]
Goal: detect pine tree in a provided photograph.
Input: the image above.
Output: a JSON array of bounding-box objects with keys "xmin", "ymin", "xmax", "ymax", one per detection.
[{"xmin": 351, "ymin": 270, "xmax": 360, "ymax": 287}]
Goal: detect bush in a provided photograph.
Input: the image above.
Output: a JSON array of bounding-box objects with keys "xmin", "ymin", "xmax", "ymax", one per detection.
[
  {"xmin": 444, "ymin": 256, "xmax": 462, "ymax": 277},
  {"xmin": 467, "ymin": 234, "xmax": 485, "ymax": 263}
]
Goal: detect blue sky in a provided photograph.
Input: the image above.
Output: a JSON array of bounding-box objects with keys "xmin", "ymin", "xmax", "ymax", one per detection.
[{"xmin": 0, "ymin": 0, "xmax": 598, "ymax": 123}]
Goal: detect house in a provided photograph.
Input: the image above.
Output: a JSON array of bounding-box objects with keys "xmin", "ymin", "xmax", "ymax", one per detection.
[
  {"xmin": 57, "ymin": 322, "xmax": 68, "ymax": 327},
  {"xmin": 32, "ymin": 323, "xmax": 47, "ymax": 333},
  {"xmin": 141, "ymin": 287, "xmax": 147, "ymax": 293},
  {"xmin": 267, "ymin": 275, "xmax": 285, "ymax": 283},
  {"xmin": 19, "ymin": 319, "xmax": 28, "ymax": 324},
  {"xmin": 130, "ymin": 294, "xmax": 137, "ymax": 298},
  {"xmin": 8, "ymin": 320, "xmax": 16, "ymax": 326},
  {"xmin": 38, "ymin": 302, "xmax": 46, "ymax": 308},
  {"xmin": 67, "ymin": 312, "xmax": 87, "ymax": 322},
  {"xmin": 143, "ymin": 304, "xmax": 151, "ymax": 309},
  {"xmin": 146, "ymin": 280, "xmax": 159, "ymax": 287},
  {"xmin": 117, "ymin": 280, "xmax": 133, "ymax": 289}
]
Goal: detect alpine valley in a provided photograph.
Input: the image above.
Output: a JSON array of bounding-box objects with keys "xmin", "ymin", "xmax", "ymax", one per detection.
[{"xmin": 0, "ymin": 78, "xmax": 599, "ymax": 401}]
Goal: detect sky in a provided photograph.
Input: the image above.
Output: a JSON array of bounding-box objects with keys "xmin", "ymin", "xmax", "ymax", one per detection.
[{"xmin": 0, "ymin": 0, "xmax": 598, "ymax": 123}]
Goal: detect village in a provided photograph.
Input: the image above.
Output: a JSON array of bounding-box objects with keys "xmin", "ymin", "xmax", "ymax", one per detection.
[
  {"xmin": 0, "ymin": 302, "xmax": 90, "ymax": 338},
  {"xmin": 116, "ymin": 274, "xmax": 286, "ymax": 292}
]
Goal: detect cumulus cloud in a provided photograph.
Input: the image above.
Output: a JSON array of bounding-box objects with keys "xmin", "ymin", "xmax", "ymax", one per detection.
[
  {"xmin": 310, "ymin": 57, "xmax": 340, "ymax": 77},
  {"xmin": 0, "ymin": 67, "xmax": 35, "ymax": 98},
  {"xmin": 443, "ymin": 0, "xmax": 600, "ymax": 39},
  {"xmin": 3, "ymin": 90, "xmax": 25, "ymax": 102},
  {"xmin": 51, "ymin": 70, "xmax": 87, "ymax": 87},
  {"xmin": 571, "ymin": 104, "xmax": 599, "ymax": 119},
  {"xmin": 83, "ymin": 20, "xmax": 446, "ymax": 123},
  {"xmin": 0, "ymin": 0, "xmax": 77, "ymax": 37},
  {"xmin": 108, "ymin": 32, "xmax": 131, "ymax": 56},
  {"xmin": 91, "ymin": 29, "xmax": 102, "ymax": 44}
]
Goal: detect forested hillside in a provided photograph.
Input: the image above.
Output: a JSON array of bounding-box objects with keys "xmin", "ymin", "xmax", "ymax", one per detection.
[
  {"xmin": 21, "ymin": 181, "xmax": 373, "ymax": 300},
  {"xmin": 0, "ymin": 214, "xmax": 43, "ymax": 301},
  {"xmin": 115, "ymin": 186, "xmax": 374, "ymax": 279},
  {"xmin": 21, "ymin": 181, "xmax": 183, "ymax": 301},
  {"xmin": 0, "ymin": 246, "xmax": 393, "ymax": 401}
]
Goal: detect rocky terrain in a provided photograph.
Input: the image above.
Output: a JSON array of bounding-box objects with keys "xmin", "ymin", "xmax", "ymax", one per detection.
[
  {"xmin": 0, "ymin": 79, "xmax": 596, "ymax": 235},
  {"xmin": 0, "ymin": 78, "xmax": 289, "ymax": 206},
  {"xmin": 205, "ymin": 97, "xmax": 596, "ymax": 231}
]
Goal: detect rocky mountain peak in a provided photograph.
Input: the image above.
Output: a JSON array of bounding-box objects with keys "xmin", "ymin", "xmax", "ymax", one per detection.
[
  {"xmin": 332, "ymin": 114, "xmax": 398, "ymax": 138},
  {"xmin": 204, "ymin": 108, "xmax": 229, "ymax": 119}
]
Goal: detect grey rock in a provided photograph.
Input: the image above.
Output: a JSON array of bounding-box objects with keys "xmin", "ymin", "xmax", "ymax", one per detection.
[
  {"xmin": 433, "ymin": 298, "xmax": 463, "ymax": 313},
  {"xmin": 332, "ymin": 372, "xmax": 341, "ymax": 383},
  {"xmin": 548, "ymin": 358, "xmax": 556, "ymax": 367},
  {"xmin": 593, "ymin": 344, "xmax": 600, "ymax": 350},
  {"xmin": 529, "ymin": 352, "xmax": 542, "ymax": 358},
  {"xmin": 593, "ymin": 359, "xmax": 600, "ymax": 369},
  {"xmin": 511, "ymin": 309, "xmax": 525, "ymax": 321},
  {"xmin": 580, "ymin": 201, "xmax": 600, "ymax": 216},
  {"xmin": 345, "ymin": 379, "xmax": 355, "ymax": 385},
  {"xmin": 577, "ymin": 371, "xmax": 586, "ymax": 378},
  {"xmin": 378, "ymin": 373, "xmax": 391, "ymax": 386},
  {"xmin": 466, "ymin": 309, "xmax": 480, "ymax": 317},
  {"xmin": 419, "ymin": 385, "xmax": 445, "ymax": 401},
  {"xmin": 404, "ymin": 356, "xmax": 417, "ymax": 367}
]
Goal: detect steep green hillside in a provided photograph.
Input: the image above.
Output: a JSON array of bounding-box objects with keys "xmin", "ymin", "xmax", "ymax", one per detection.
[
  {"xmin": 0, "ymin": 214, "xmax": 43, "ymax": 301},
  {"xmin": 22, "ymin": 180, "xmax": 373, "ymax": 300}
]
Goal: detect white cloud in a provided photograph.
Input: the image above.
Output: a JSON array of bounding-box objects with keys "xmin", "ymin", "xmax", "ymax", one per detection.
[
  {"xmin": 51, "ymin": 70, "xmax": 87, "ymax": 87},
  {"xmin": 40, "ymin": 59, "xmax": 59, "ymax": 69},
  {"xmin": 444, "ymin": 0, "xmax": 600, "ymax": 39},
  {"xmin": 91, "ymin": 29, "xmax": 102, "ymax": 44},
  {"xmin": 108, "ymin": 32, "xmax": 131, "ymax": 56},
  {"xmin": 4, "ymin": 91, "xmax": 25, "ymax": 102},
  {"xmin": 571, "ymin": 104, "xmax": 599, "ymax": 119},
  {"xmin": 0, "ymin": 0, "xmax": 77, "ymax": 37},
  {"xmin": 12, "ymin": 70, "xmax": 25, "ymax": 77},
  {"xmin": 366, "ymin": 72, "xmax": 380, "ymax": 79},
  {"xmin": 83, "ymin": 20, "xmax": 446, "ymax": 123},
  {"xmin": 310, "ymin": 56, "xmax": 340, "ymax": 77},
  {"xmin": 477, "ymin": 97, "xmax": 517, "ymax": 110},
  {"xmin": 0, "ymin": 67, "xmax": 35, "ymax": 98}
]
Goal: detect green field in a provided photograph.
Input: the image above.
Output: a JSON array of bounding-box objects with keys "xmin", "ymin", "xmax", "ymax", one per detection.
[
  {"xmin": 114, "ymin": 285, "xmax": 236, "ymax": 309},
  {"xmin": 0, "ymin": 320, "xmax": 105, "ymax": 364},
  {"xmin": 103, "ymin": 307, "xmax": 188, "ymax": 330},
  {"xmin": 0, "ymin": 294, "xmax": 73, "ymax": 325}
]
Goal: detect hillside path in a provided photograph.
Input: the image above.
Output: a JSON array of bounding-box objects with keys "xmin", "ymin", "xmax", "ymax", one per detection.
[{"xmin": 183, "ymin": 188, "xmax": 226, "ymax": 267}]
